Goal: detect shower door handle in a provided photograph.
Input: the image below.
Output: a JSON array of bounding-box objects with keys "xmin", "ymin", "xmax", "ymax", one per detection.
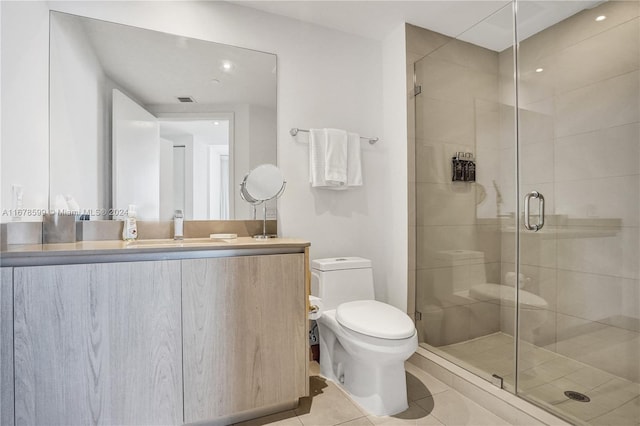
[{"xmin": 524, "ymin": 191, "xmax": 545, "ymax": 231}]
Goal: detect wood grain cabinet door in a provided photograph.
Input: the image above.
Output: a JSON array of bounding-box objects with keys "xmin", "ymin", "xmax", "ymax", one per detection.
[
  {"xmin": 182, "ymin": 254, "xmax": 307, "ymax": 424},
  {"xmin": 1, "ymin": 267, "xmax": 13, "ymax": 426},
  {"xmin": 13, "ymin": 261, "xmax": 183, "ymax": 426}
]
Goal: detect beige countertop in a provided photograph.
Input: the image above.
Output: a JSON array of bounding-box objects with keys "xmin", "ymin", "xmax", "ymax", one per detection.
[{"xmin": 0, "ymin": 237, "xmax": 310, "ymax": 267}]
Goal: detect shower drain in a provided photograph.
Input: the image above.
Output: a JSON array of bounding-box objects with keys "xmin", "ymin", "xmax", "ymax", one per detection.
[{"xmin": 564, "ymin": 390, "xmax": 591, "ymax": 402}]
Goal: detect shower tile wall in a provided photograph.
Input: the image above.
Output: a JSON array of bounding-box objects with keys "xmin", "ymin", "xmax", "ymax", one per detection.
[
  {"xmin": 498, "ymin": 1, "xmax": 640, "ymax": 383},
  {"xmin": 408, "ymin": 24, "xmax": 505, "ymax": 347}
]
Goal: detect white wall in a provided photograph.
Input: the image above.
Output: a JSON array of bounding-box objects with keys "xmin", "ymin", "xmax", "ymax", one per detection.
[
  {"xmin": 173, "ymin": 146, "xmax": 185, "ymax": 214},
  {"xmin": 249, "ymin": 104, "xmax": 278, "ymax": 220},
  {"xmin": 1, "ymin": 1, "xmax": 49, "ymax": 221},
  {"xmin": 192, "ymin": 135, "xmax": 210, "ymax": 219},
  {"xmin": 381, "ymin": 24, "xmax": 408, "ymax": 310},
  {"xmin": 249, "ymin": 104, "xmax": 277, "ymax": 167},
  {"xmin": 209, "ymin": 145, "xmax": 228, "ymax": 220},
  {"xmin": 233, "ymin": 104, "xmax": 251, "ymax": 220},
  {"xmin": 159, "ymin": 137, "xmax": 174, "ymax": 220},
  {"xmin": 49, "ymin": 12, "xmax": 109, "ymax": 214},
  {"xmin": 112, "ymin": 89, "xmax": 160, "ymax": 220},
  {"xmin": 0, "ymin": 2, "xmax": 2, "ymax": 222},
  {"xmin": 171, "ymin": 134, "xmax": 194, "ymax": 220},
  {"xmin": 1, "ymin": 0, "xmax": 409, "ymax": 311}
]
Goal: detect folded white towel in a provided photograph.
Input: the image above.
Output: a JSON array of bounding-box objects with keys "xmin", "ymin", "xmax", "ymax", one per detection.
[
  {"xmin": 324, "ymin": 128, "xmax": 348, "ymax": 187},
  {"xmin": 309, "ymin": 128, "xmax": 362, "ymax": 190},
  {"xmin": 309, "ymin": 128, "xmax": 327, "ymax": 187},
  {"xmin": 347, "ymin": 132, "xmax": 363, "ymax": 186}
]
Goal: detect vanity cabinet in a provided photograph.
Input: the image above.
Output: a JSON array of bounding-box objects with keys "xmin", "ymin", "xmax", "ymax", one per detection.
[
  {"xmin": 12, "ymin": 261, "xmax": 183, "ymax": 425},
  {"xmin": 2, "ymin": 242, "xmax": 309, "ymax": 426},
  {"xmin": 182, "ymin": 254, "xmax": 307, "ymax": 424},
  {"xmin": 1, "ymin": 267, "xmax": 13, "ymax": 426}
]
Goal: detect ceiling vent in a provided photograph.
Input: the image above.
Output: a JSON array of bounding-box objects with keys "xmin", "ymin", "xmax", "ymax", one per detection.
[{"xmin": 177, "ymin": 96, "xmax": 196, "ymax": 103}]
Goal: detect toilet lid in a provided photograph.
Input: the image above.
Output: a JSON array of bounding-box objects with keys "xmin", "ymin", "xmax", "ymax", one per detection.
[{"xmin": 336, "ymin": 300, "xmax": 415, "ymax": 340}]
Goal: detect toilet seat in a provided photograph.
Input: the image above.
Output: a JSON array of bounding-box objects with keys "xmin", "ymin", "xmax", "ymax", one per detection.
[{"xmin": 336, "ymin": 300, "xmax": 415, "ymax": 340}]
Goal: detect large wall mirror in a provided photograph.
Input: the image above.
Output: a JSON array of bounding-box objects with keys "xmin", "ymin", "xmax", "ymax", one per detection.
[{"xmin": 49, "ymin": 11, "xmax": 277, "ymax": 221}]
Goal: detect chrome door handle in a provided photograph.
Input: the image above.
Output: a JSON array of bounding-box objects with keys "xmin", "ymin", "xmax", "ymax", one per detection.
[{"xmin": 524, "ymin": 191, "xmax": 545, "ymax": 231}]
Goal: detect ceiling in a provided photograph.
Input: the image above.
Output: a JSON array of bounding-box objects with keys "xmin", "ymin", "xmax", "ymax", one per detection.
[
  {"xmin": 160, "ymin": 120, "xmax": 230, "ymax": 146},
  {"xmin": 229, "ymin": 1, "xmax": 603, "ymax": 51}
]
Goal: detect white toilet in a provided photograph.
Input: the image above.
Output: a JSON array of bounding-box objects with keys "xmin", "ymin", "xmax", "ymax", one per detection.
[{"xmin": 311, "ymin": 257, "xmax": 418, "ymax": 416}]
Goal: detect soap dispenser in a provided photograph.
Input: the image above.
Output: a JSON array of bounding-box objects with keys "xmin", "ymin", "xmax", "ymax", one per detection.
[
  {"xmin": 122, "ymin": 204, "xmax": 138, "ymax": 241},
  {"xmin": 174, "ymin": 210, "xmax": 184, "ymax": 240}
]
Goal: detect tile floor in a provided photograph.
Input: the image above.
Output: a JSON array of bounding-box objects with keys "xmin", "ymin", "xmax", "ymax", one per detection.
[
  {"xmin": 234, "ymin": 361, "xmax": 512, "ymax": 426},
  {"xmin": 436, "ymin": 332, "xmax": 640, "ymax": 425}
]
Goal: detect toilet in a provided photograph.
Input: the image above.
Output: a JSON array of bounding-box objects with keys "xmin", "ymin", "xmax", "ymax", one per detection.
[{"xmin": 311, "ymin": 257, "xmax": 418, "ymax": 416}]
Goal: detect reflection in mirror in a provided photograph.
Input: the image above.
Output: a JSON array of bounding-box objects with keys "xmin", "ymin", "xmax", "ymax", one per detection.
[
  {"xmin": 49, "ymin": 11, "xmax": 276, "ymax": 221},
  {"xmin": 240, "ymin": 164, "xmax": 286, "ymax": 239},
  {"xmin": 159, "ymin": 117, "xmax": 231, "ymax": 220}
]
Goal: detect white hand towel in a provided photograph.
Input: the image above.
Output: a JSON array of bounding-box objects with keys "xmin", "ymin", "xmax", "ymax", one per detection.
[
  {"xmin": 324, "ymin": 128, "xmax": 348, "ymax": 187},
  {"xmin": 309, "ymin": 128, "xmax": 327, "ymax": 187},
  {"xmin": 347, "ymin": 132, "xmax": 363, "ymax": 186}
]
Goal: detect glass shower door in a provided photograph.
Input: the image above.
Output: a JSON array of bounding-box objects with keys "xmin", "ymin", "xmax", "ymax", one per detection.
[
  {"xmin": 515, "ymin": 1, "xmax": 640, "ymax": 424},
  {"xmin": 414, "ymin": 0, "xmax": 640, "ymax": 423},
  {"xmin": 413, "ymin": 2, "xmax": 519, "ymax": 388}
]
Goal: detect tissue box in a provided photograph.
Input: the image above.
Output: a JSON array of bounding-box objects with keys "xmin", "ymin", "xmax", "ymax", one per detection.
[{"xmin": 43, "ymin": 213, "xmax": 76, "ymax": 243}]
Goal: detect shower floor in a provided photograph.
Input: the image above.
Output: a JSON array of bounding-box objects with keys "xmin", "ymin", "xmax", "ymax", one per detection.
[{"xmin": 430, "ymin": 332, "xmax": 640, "ymax": 425}]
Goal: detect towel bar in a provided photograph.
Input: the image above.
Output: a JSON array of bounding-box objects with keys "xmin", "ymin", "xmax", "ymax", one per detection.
[{"xmin": 290, "ymin": 128, "xmax": 379, "ymax": 145}]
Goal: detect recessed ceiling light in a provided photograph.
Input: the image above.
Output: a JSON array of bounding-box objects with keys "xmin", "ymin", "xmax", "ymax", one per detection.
[
  {"xmin": 595, "ymin": 15, "xmax": 606, "ymax": 22},
  {"xmin": 535, "ymin": 68, "xmax": 544, "ymax": 73},
  {"xmin": 213, "ymin": 121, "xmax": 219, "ymax": 126},
  {"xmin": 221, "ymin": 61, "xmax": 233, "ymax": 72}
]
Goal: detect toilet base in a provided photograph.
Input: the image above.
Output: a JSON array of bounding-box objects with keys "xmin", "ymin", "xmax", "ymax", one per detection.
[
  {"xmin": 341, "ymin": 361, "xmax": 409, "ymax": 417},
  {"xmin": 317, "ymin": 314, "xmax": 415, "ymax": 416},
  {"xmin": 320, "ymin": 342, "xmax": 410, "ymax": 416}
]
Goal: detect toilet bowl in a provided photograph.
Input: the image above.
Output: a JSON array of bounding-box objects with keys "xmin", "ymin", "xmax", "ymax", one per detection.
[{"xmin": 312, "ymin": 258, "xmax": 418, "ymax": 416}]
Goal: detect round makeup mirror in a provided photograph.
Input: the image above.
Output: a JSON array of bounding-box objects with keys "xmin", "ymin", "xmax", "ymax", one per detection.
[
  {"xmin": 239, "ymin": 164, "xmax": 286, "ymax": 239},
  {"xmin": 241, "ymin": 164, "xmax": 285, "ymax": 203}
]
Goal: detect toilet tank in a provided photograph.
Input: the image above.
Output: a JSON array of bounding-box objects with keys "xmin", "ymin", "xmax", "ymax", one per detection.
[{"xmin": 311, "ymin": 257, "xmax": 374, "ymax": 310}]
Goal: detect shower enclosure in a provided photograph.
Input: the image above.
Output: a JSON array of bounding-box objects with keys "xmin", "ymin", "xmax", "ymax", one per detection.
[{"xmin": 413, "ymin": 1, "xmax": 639, "ymax": 424}]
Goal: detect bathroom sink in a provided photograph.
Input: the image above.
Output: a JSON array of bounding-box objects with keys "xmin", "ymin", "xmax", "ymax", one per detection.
[{"xmin": 126, "ymin": 238, "xmax": 230, "ymax": 248}]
